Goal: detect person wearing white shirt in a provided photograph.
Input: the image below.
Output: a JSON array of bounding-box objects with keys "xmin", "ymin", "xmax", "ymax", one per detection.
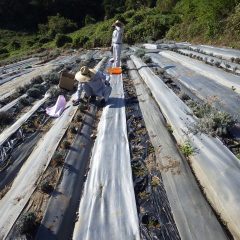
[{"xmin": 111, "ymin": 20, "xmax": 124, "ymax": 67}]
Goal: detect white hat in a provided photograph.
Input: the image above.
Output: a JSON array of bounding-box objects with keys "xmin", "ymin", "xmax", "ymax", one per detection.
[
  {"xmin": 75, "ymin": 66, "xmax": 96, "ymax": 83},
  {"xmin": 112, "ymin": 20, "xmax": 124, "ymax": 27}
]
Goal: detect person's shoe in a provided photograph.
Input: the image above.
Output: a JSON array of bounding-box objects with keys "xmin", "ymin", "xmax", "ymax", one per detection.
[{"xmin": 72, "ymin": 99, "xmax": 81, "ymax": 106}]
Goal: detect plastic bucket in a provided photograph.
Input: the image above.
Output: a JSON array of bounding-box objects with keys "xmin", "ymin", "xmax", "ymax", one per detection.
[{"xmin": 107, "ymin": 67, "xmax": 122, "ymax": 74}]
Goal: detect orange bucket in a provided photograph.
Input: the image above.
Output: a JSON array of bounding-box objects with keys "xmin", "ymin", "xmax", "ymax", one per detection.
[{"xmin": 107, "ymin": 67, "xmax": 122, "ymax": 75}]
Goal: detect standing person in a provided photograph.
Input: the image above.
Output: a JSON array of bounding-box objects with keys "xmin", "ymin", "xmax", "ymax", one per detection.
[
  {"xmin": 111, "ymin": 20, "xmax": 124, "ymax": 67},
  {"xmin": 72, "ymin": 66, "xmax": 112, "ymax": 107}
]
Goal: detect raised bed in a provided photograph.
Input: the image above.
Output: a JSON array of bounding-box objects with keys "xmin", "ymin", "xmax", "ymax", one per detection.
[
  {"xmin": 148, "ymin": 53, "xmax": 240, "ymax": 122},
  {"xmin": 72, "ymin": 73, "xmax": 140, "ymax": 240},
  {"xmin": 160, "ymin": 51, "xmax": 240, "ymax": 94},
  {"xmin": 176, "ymin": 49, "xmax": 240, "ymax": 75},
  {"xmin": 0, "ymin": 95, "xmax": 78, "ymax": 239},
  {"xmin": 131, "ymin": 55, "xmax": 240, "ymax": 239},
  {"xmin": 127, "ymin": 59, "xmax": 228, "ymax": 239}
]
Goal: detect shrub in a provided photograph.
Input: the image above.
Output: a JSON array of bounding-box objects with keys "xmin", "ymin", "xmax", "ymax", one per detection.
[
  {"xmin": 10, "ymin": 40, "xmax": 21, "ymax": 50},
  {"xmin": 18, "ymin": 212, "xmax": 36, "ymax": 234},
  {"xmin": 26, "ymin": 88, "xmax": 42, "ymax": 98},
  {"xmin": 85, "ymin": 15, "xmax": 96, "ymax": 25},
  {"xmin": 39, "ymin": 36, "xmax": 52, "ymax": 44},
  {"xmin": 39, "ymin": 14, "xmax": 77, "ymax": 37},
  {"xmin": 189, "ymin": 102, "xmax": 235, "ymax": 136},
  {"xmin": 72, "ymin": 36, "xmax": 89, "ymax": 48},
  {"xmin": 0, "ymin": 48, "xmax": 9, "ymax": 55},
  {"xmin": 55, "ymin": 34, "xmax": 72, "ymax": 48}
]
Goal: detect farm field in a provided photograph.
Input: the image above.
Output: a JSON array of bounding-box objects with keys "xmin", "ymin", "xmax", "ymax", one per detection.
[{"xmin": 0, "ymin": 43, "xmax": 239, "ymax": 240}]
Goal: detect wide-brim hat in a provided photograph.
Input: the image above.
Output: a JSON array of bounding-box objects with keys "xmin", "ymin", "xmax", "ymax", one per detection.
[
  {"xmin": 75, "ymin": 66, "xmax": 97, "ymax": 83},
  {"xmin": 112, "ymin": 20, "xmax": 124, "ymax": 27}
]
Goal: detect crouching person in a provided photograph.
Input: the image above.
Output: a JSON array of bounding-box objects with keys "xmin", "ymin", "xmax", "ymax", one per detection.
[{"xmin": 72, "ymin": 66, "xmax": 112, "ymax": 107}]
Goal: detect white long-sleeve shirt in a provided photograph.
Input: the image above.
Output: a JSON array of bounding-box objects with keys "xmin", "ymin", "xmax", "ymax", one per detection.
[{"xmin": 112, "ymin": 26, "xmax": 123, "ymax": 45}]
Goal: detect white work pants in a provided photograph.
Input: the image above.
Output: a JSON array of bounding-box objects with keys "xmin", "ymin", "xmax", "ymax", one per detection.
[{"xmin": 113, "ymin": 43, "xmax": 122, "ymax": 67}]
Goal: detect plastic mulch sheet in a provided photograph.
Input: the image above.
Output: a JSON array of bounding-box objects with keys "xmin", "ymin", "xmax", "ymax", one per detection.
[
  {"xmin": 160, "ymin": 51, "xmax": 240, "ymax": 94},
  {"xmin": 0, "ymin": 97, "xmax": 78, "ymax": 239},
  {"xmin": 127, "ymin": 60, "xmax": 228, "ymax": 240},
  {"xmin": 131, "ymin": 55, "xmax": 240, "ymax": 240},
  {"xmin": 149, "ymin": 53, "xmax": 240, "ymax": 121},
  {"xmin": 72, "ymin": 74, "xmax": 140, "ymax": 240}
]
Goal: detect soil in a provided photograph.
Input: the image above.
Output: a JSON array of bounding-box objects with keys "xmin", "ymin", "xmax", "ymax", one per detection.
[{"xmin": 123, "ymin": 67, "xmax": 180, "ymax": 239}]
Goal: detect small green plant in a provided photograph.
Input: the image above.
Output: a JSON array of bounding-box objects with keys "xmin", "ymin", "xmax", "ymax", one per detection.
[
  {"xmin": 55, "ymin": 34, "xmax": 72, "ymax": 48},
  {"xmin": 166, "ymin": 123, "xmax": 173, "ymax": 133},
  {"xmin": 151, "ymin": 176, "xmax": 160, "ymax": 187},
  {"xmin": 236, "ymin": 153, "xmax": 240, "ymax": 160},
  {"xmin": 139, "ymin": 191, "xmax": 150, "ymax": 199},
  {"xmin": 180, "ymin": 142, "xmax": 194, "ymax": 157}
]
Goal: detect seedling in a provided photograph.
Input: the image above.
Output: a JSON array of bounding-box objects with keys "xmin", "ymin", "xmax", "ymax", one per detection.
[
  {"xmin": 180, "ymin": 142, "xmax": 194, "ymax": 157},
  {"xmin": 139, "ymin": 191, "xmax": 150, "ymax": 199},
  {"xmin": 166, "ymin": 124, "xmax": 173, "ymax": 133}
]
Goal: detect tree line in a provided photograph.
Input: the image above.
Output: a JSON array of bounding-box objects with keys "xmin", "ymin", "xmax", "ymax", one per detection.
[{"xmin": 0, "ymin": 0, "xmax": 179, "ymax": 31}]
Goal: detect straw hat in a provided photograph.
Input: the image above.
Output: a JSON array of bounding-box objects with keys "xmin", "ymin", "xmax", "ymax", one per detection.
[
  {"xmin": 75, "ymin": 66, "xmax": 96, "ymax": 83},
  {"xmin": 112, "ymin": 20, "xmax": 124, "ymax": 27}
]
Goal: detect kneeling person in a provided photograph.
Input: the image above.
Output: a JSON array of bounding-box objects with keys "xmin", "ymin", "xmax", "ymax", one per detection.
[{"xmin": 73, "ymin": 66, "xmax": 112, "ymax": 106}]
